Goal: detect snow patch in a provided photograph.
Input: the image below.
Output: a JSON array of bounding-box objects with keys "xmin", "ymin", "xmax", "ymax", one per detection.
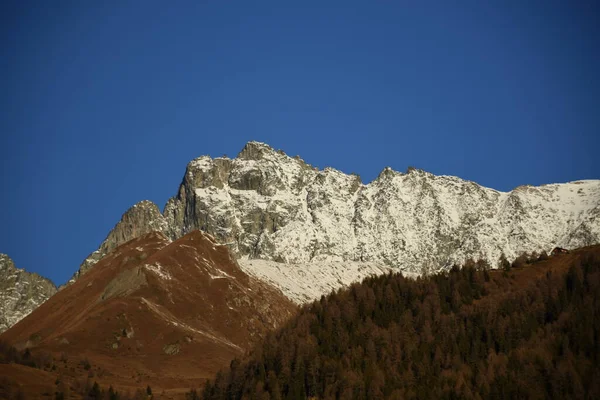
[
  {"xmin": 239, "ymin": 260, "xmax": 418, "ymax": 304},
  {"xmin": 143, "ymin": 263, "xmax": 172, "ymax": 280}
]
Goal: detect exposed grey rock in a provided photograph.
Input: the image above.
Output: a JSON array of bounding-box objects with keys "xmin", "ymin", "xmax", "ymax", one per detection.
[
  {"xmin": 71, "ymin": 200, "xmax": 169, "ymax": 282},
  {"xmin": 0, "ymin": 254, "xmax": 57, "ymax": 333},
  {"xmin": 78, "ymin": 141, "xmax": 600, "ymax": 289},
  {"xmin": 100, "ymin": 266, "xmax": 147, "ymax": 302},
  {"xmin": 160, "ymin": 142, "xmax": 600, "ymax": 272},
  {"xmin": 5, "ymin": 142, "xmax": 596, "ymax": 332}
]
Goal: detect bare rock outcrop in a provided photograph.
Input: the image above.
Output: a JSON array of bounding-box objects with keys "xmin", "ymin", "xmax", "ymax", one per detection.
[
  {"xmin": 0, "ymin": 254, "xmax": 57, "ymax": 333},
  {"xmin": 72, "ymin": 200, "xmax": 169, "ymax": 282}
]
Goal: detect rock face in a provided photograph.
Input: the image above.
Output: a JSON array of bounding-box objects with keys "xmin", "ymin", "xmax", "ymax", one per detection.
[
  {"xmin": 73, "ymin": 200, "xmax": 169, "ymax": 281},
  {"xmin": 0, "ymin": 254, "xmax": 57, "ymax": 333},
  {"xmin": 76, "ymin": 141, "xmax": 600, "ymax": 301}
]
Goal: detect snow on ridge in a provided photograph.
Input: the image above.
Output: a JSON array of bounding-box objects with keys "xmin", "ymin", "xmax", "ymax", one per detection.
[
  {"xmin": 144, "ymin": 262, "xmax": 172, "ymax": 280},
  {"xmin": 169, "ymin": 144, "xmax": 600, "ymax": 278},
  {"xmin": 74, "ymin": 142, "xmax": 598, "ymax": 308},
  {"xmin": 208, "ymin": 269, "xmax": 234, "ymax": 280},
  {"xmin": 188, "ymin": 156, "xmax": 214, "ymax": 170}
]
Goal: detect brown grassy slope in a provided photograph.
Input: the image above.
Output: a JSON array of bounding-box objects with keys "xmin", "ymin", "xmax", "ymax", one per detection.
[
  {"xmin": 0, "ymin": 230, "xmax": 296, "ymax": 397},
  {"xmin": 0, "ymin": 363, "xmax": 60, "ymax": 400}
]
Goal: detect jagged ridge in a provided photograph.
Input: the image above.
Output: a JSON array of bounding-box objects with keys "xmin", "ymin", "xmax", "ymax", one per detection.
[
  {"xmin": 0, "ymin": 254, "xmax": 57, "ymax": 333},
  {"xmin": 75, "ymin": 141, "xmax": 600, "ymax": 301}
]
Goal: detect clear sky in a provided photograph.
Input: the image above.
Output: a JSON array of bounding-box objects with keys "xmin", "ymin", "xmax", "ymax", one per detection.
[{"xmin": 1, "ymin": 1, "xmax": 599, "ymax": 285}]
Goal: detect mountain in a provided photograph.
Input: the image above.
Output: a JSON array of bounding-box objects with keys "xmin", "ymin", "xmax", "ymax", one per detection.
[
  {"xmin": 74, "ymin": 141, "xmax": 600, "ymax": 303},
  {"xmin": 0, "ymin": 230, "xmax": 295, "ymax": 394},
  {"xmin": 0, "ymin": 254, "xmax": 57, "ymax": 333},
  {"xmin": 5, "ymin": 141, "xmax": 596, "ymax": 333},
  {"xmin": 71, "ymin": 200, "xmax": 169, "ymax": 282},
  {"xmin": 202, "ymin": 245, "xmax": 600, "ymax": 400}
]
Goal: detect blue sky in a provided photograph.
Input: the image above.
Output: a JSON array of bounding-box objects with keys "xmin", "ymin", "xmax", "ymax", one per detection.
[{"xmin": 1, "ymin": 1, "xmax": 599, "ymax": 285}]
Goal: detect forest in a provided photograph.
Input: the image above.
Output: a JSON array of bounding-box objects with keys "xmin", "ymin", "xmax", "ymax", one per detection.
[
  {"xmin": 0, "ymin": 340, "xmax": 151, "ymax": 399},
  {"xmin": 199, "ymin": 248, "xmax": 600, "ymax": 400}
]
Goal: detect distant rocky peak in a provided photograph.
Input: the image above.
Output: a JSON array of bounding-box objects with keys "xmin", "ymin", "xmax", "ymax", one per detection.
[
  {"xmin": 236, "ymin": 141, "xmax": 315, "ymax": 173},
  {"xmin": 0, "ymin": 254, "xmax": 15, "ymax": 270},
  {"xmin": 376, "ymin": 166, "xmax": 400, "ymax": 181},
  {"xmin": 72, "ymin": 200, "xmax": 170, "ymax": 281},
  {"xmin": 132, "ymin": 199, "xmax": 159, "ymax": 210},
  {"xmin": 188, "ymin": 155, "xmax": 212, "ymax": 169},
  {"xmin": 185, "ymin": 156, "xmax": 233, "ymax": 190},
  {"xmin": 237, "ymin": 141, "xmax": 279, "ymax": 161},
  {"xmin": 105, "ymin": 200, "xmax": 169, "ymax": 249},
  {"xmin": 0, "ymin": 254, "xmax": 57, "ymax": 333},
  {"xmin": 75, "ymin": 142, "xmax": 600, "ymax": 300},
  {"xmin": 124, "ymin": 200, "xmax": 166, "ymax": 226}
]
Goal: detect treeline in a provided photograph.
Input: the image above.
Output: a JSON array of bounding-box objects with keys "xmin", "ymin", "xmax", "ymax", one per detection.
[
  {"xmin": 0, "ymin": 340, "xmax": 53, "ymax": 369},
  {"xmin": 0, "ymin": 341, "xmax": 153, "ymax": 400},
  {"xmin": 200, "ymin": 250, "xmax": 600, "ymax": 399},
  {"xmin": 73, "ymin": 381, "xmax": 154, "ymax": 400}
]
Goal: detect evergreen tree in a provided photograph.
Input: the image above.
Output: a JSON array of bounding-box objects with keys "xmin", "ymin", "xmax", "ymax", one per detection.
[{"xmin": 200, "ymin": 249, "xmax": 600, "ymax": 399}]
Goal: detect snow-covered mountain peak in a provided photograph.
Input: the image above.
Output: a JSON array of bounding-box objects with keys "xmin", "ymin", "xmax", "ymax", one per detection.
[
  {"xmin": 5, "ymin": 143, "xmax": 597, "ymax": 334},
  {"xmin": 237, "ymin": 141, "xmax": 281, "ymax": 161},
  {"xmin": 374, "ymin": 166, "xmax": 400, "ymax": 182},
  {"xmin": 73, "ymin": 142, "xmax": 599, "ymax": 305}
]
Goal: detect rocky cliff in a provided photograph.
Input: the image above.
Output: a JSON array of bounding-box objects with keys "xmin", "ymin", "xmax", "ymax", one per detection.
[
  {"xmin": 0, "ymin": 254, "xmax": 57, "ymax": 333},
  {"xmin": 72, "ymin": 200, "xmax": 169, "ymax": 282},
  {"xmin": 75, "ymin": 141, "xmax": 600, "ymax": 301}
]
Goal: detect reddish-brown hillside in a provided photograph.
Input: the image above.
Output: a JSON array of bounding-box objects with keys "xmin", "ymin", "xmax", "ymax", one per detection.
[{"xmin": 0, "ymin": 230, "xmax": 296, "ymax": 396}]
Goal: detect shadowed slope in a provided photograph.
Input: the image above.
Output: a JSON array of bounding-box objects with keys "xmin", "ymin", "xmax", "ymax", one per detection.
[{"xmin": 202, "ymin": 245, "xmax": 600, "ymax": 400}]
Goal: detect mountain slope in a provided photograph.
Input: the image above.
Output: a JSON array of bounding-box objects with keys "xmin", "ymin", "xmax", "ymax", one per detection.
[
  {"xmin": 236, "ymin": 259, "xmax": 418, "ymax": 304},
  {"xmin": 202, "ymin": 245, "xmax": 600, "ymax": 400},
  {"xmin": 75, "ymin": 141, "xmax": 600, "ymax": 303},
  {"xmin": 0, "ymin": 254, "xmax": 57, "ymax": 333},
  {"xmin": 0, "ymin": 230, "xmax": 295, "ymax": 393}
]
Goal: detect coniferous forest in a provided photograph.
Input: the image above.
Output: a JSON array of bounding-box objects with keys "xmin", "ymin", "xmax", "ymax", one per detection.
[{"xmin": 200, "ymin": 248, "xmax": 600, "ymax": 400}]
